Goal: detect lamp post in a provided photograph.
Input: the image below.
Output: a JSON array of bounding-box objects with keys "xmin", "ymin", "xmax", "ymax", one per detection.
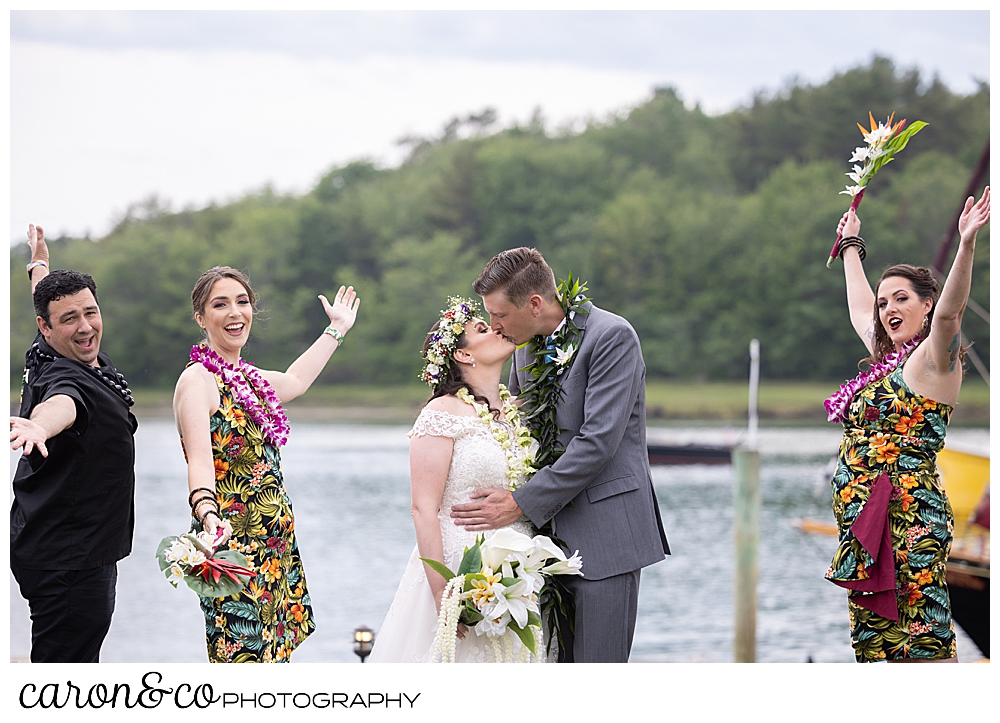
[{"xmin": 353, "ymin": 625, "xmax": 374, "ymax": 662}]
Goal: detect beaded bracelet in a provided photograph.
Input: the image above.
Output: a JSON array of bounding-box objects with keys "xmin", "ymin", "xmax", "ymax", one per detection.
[
  {"xmin": 26, "ymin": 260, "xmax": 48, "ymax": 279},
  {"xmin": 323, "ymin": 325, "xmax": 345, "ymax": 344},
  {"xmin": 192, "ymin": 497, "xmax": 219, "ymax": 516},
  {"xmin": 838, "ymin": 235, "xmax": 867, "ymax": 262},
  {"xmin": 188, "ymin": 487, "xmax": 217, "ymax": 507}
]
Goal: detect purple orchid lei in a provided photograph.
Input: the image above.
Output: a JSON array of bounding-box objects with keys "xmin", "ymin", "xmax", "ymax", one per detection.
[
  {"xmin": 190, "ymin": 344, "xmax": 290, "ymax": 447},
  {"xmin": 824, "ymin": 334, "xmax": 923, "ymax": 423}
]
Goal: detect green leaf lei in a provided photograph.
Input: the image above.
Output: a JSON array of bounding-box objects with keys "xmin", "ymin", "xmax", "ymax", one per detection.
[{"xmin": 518, "ymin": 273, "xmax": 590, "ymax": 471}]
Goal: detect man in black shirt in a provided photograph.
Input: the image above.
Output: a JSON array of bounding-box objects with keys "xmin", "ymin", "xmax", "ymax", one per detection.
[{"xmin": 10, "ymin": 225, "xmax": 137, "ymax": 663}]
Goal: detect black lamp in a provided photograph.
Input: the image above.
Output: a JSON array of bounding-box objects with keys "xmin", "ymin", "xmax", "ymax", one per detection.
[{"xmin": 353, "ymin": 625, "xmax": 374, "ymax": 662}]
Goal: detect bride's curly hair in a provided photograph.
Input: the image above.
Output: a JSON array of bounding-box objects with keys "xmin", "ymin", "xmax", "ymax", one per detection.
[
  {"xmin": 423, "ymin": 321, "xmax": 500, "ymax": 419},
  {"xmin": 866, "ymin": 264, "xmax": 965, "ymax": 370}
]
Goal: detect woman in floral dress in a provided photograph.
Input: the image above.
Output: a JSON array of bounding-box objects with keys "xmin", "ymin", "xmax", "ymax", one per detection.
[
  {"xmin": 825, "ymin": 188, "xmax": 989, "ymax": 662},
  {"xmin": 173, "ymin": 267, "xmax": 359, "ymax": 662}
]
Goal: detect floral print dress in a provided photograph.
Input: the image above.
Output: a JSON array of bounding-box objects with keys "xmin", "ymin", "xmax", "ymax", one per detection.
[
  {"xmin": 826, "ymin": 361, "xmax": 956, "ymax": 662},
  {"xmin": 185, "ymin": 374, "xmax": 315, "ymax": 663}
]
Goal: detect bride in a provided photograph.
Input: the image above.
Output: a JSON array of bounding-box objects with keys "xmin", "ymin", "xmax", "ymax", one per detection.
[{"xmin": 368, "ymin": 297, "xmax": 544, "ymax": 663}]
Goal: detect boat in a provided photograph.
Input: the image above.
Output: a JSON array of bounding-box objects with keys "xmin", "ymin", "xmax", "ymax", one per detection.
[{"xmin": 647, "ymin": 443, "xmax": 733, "ymax": 466}]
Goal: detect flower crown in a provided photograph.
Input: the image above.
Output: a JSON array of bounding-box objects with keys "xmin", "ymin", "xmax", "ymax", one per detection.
[{"xmin": 420, "ymin": 296, "xmax": 479, "ymax": 388}]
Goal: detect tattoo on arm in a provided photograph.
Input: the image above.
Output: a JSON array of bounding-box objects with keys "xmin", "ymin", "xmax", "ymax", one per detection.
[
  {"xmin": 865, "ymin": 326, "xmax": 873, "ymax": 340},
  {"xmin": 947, "ymin": 334, "xmax": 961, "ymax": 373}
]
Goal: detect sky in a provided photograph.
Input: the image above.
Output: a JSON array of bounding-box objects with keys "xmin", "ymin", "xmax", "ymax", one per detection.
[{"xmin": 7, "ymin": 9, "xmax": 991, "ymax": 243}]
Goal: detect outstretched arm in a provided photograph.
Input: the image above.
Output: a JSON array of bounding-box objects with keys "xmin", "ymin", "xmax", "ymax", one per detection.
[
  {"xmin": 9, "ymin": 395, "xmax": 77, "ymax": 458},
  {"xmin": 924, "ymin": 187, "xmax": 990, "ymax": 373},
  {"xmin": 27, "ymin": 224, "xmax": 50, "ymax": 295},
  {"xmin": 259, "ymin": 286, "xmax": 360, "ymax": 402},
  {"xmin": 838, "ymin": 209, "xmax": 875, "ymax": 352}
]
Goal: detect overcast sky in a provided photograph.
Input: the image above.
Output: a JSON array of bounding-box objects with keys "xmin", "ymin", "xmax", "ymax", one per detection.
[{"xmin": 8, "ymin": 9, "xmax": 991, "ymax": 243}]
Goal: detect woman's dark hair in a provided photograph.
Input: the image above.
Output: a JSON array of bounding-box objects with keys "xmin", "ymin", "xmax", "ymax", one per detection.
[
  {"xmin": 868, "ymin": 264, "xmax": 963, "ymax": 369},
  {"xmin": 34, "ymin": 269, "xmax": 98, "ymax": 324},
  {"xmin": 423, "ymin": 320, "xmax": 500, "ymax": 418}
]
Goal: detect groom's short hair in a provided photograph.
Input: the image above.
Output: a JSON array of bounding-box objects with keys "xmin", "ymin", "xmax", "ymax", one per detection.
[{"xmin": 473, "ymin": 247, "xmax": 558, "ymax": 307}]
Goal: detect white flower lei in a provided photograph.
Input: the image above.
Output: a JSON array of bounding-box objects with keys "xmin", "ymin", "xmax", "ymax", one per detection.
[{"xmin": 456, "ymin": 385, "xmax": 536, "ymax": 488}]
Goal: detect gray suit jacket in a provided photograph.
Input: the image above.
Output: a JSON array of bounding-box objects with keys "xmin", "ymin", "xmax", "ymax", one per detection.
[{"xmin": 510, "ymin": 302, "xmax": 669, "ymax": 580}]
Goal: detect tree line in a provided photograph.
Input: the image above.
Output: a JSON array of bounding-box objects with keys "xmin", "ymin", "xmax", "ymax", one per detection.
[{"xmin": 9, "ymin": 57, "xmax": 990, "ymax": 389}]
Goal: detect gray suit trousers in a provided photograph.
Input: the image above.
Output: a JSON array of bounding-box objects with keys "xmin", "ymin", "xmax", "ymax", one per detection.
[{"xmin": 560, "ymin": 569, "xmax": 640, "ymax": 663}]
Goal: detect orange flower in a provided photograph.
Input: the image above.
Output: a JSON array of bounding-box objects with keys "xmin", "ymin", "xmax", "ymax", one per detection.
[
  {"xmin": 870, "ymin": 433, "xmax": 900, "ymax": 465},
  {"xmin": 916, "ymin": 569, "xmax": 933, "ymax": 586},
  {"xmin": 214, "ymin": 458, "xmax": 230, "ymax": 481},
  {"xmin": 212, "ymin": 428, "xmax": 233, "ymax": 450},
  {"xmin": 898, "ymin": 474, "xmax": 919, "ymax": 490},
  {"xmin": 840, "ymin": 485, "xmax": 856, "ymax": 503},
  {"xmin": 895, "ymin": 548, "xmax": 908, "ymax": 565},
  {"xmin": 259, "ymin": 557, "xmax": 282, "ymax": 583},
  {"xmin": 905, "ymin": 582, "xmax": 923, "ymax": 606},
  {"xmin": 289, "ymin": 604, "xmax": 305, "ymax": 623},
  {"xmin": 899, "ymin": 491, "xmax": 915, "ymax": 512}
]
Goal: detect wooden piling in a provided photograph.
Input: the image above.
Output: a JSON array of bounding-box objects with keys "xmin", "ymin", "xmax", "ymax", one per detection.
[
  {"xmin": 734, "ymin": 338, "xmax": 761, "ymax": 662},
  {"xmin": 733, "ymin": 446, "xmax": 760, "ymax": 662}
]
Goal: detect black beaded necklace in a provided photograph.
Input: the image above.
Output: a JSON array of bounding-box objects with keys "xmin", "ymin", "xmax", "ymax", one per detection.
[{"xmin": 25, "ymin": 341, "xmax": 135, "ymax": 407}]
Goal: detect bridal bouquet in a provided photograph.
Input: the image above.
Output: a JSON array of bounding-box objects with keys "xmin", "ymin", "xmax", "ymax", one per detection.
[
  {"xmin": 155, "ymin": 531, "xmax": 256, "ymax": 598},
  {"xmin": 423, "ymin": 528, "xmax": 583, "ymax": 663}
]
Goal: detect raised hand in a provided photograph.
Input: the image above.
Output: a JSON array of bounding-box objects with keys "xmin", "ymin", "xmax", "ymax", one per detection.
[
  {"xmin": 958, "ymin": 186, "xmax": 990, "ymax": 242},
  {"xmin": 838, "ymin": 208, "xmax": 861, "ymax": 239},
  {"xmin": 318, "ymin": 285, "xmax": 361, "ymax": 334},
  {"xmin": 27, "ymin": 224, "xmax": 49, "ymax": 265}
]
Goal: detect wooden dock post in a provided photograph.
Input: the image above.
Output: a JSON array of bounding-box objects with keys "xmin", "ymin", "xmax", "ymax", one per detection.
[
  {"xmin": 733, "ymin": 446, "xmax": 760, "ymax": 662},
  {"xmin": 734, "ymin": 339, "xmax": 761, "ymax": 662}
]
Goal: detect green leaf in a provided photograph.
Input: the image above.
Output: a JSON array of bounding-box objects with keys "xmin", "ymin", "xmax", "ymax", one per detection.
[
  {"xmin": 456, "ymin": 543, "xmax": 482, "ymax": 576},
  {"xmin": 526, "ymin": 610, "xmax": 542, "ymax": 628},
  {"xmin": 419, "ymin": 558, "xmax": 457, "ymax": 581},
  {"xmin": 500, "ymin": 577, "xmax": 520, "ymax": 587}
]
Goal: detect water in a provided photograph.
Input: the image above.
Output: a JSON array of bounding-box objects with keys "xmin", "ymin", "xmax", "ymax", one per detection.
[{"xmin": 10, "ymin": 421, "xmax": 989, "ymax": 663}]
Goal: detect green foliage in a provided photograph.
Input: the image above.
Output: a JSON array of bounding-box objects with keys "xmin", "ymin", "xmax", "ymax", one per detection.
[{"xmin": 9, "ymin": 57, "xmax": 989, "ymax": 387}]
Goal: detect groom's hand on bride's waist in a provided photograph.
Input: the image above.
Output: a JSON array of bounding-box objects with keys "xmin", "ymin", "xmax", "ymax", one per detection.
[{"xmin": 451, "ymin": 489, "xmax": 523, "ymax": 531}]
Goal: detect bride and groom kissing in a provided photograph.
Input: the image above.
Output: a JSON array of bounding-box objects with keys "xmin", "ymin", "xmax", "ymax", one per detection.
[{"xmin": 369, "ymin": 246, "xmax": 669, "ymax": 663}]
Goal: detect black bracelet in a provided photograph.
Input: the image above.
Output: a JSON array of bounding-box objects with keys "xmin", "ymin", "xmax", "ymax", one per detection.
[
  {"xmin": 839, "ymin": 236, "xmax": 866, "ymax": 261},
  {"xmin": 199, "ymin": 507, "xmax": 222, "ymax": 527},
  {"xmin": 188, "ymin": 487, "xmax": 216, "ymax": 507}
]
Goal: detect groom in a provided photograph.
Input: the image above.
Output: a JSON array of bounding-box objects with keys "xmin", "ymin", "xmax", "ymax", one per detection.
[{"xmin": 451, "ymin": 247, "xmax": 669, "ymax": 663}]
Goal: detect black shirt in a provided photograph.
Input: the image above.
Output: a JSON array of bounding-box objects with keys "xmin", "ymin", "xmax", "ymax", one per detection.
[{"xmin": 10, "ymin": 335, "xmax": 138, "ymax": 569}]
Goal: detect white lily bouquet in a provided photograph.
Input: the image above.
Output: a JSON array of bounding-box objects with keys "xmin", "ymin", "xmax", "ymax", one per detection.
[{"xmin": 422, "ymin": 528, "xmax": 583, "ymax": 663}]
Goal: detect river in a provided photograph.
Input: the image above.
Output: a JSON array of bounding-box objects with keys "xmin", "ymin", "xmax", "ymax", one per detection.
[{"xmin": 9, "ymin": 420, "xmax": 989, "ymax": 663}]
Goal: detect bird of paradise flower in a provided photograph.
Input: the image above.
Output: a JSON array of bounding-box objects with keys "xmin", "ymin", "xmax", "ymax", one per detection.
[{"xmin": 827, "ymin": 112, "xmax": 928, "ymax": 267}]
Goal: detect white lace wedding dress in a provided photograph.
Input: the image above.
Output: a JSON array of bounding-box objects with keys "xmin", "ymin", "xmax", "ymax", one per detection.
[{"xmin": 368, "ymin": 408, "xmax": 546, "ymax": 663}]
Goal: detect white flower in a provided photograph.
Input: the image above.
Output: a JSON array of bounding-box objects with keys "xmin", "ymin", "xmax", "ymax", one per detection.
[
  {"xmin": 167, "ymin": 564, "xmax": 185, "ymax": 586},
  {"xmin": 846, "ymin": 164, "xmax": 867, "ymax": 184},
  {"xmin": 425, "ymin": 363, "xmax": 440, "ymax": 377},
  {"xmin": 848, "ymin": 146, "xmax": 870, "ymax": 163},
  {"xmin": 840, "ymin": 184, "xmax": 865, "ymax": 197},
  {"xmin": 541, "ymin": 551, "xmax": 584, "ymax": 577},
  {"xmin": 553, "ymin": 344, "xmax": 576, "ymax": 366},
  {"xmin": 483, "ymin": 577, "xmax": 536, "ymax": 629},
  {"xmin": 474, "ymin": 609, "xmax": 512, "ymax": 638},
  {"xmin": 479, "ymin": 528, "xmax": 535, "ymax": 571}
]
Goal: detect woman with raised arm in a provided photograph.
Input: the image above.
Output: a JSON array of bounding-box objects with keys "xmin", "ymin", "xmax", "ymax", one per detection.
[
  {"xmin": 825, "ymin": 187, "xmax": 989, "ymax": 663},
  {"xmin": 172, "ymin": 267, "xmax": 359, "ymax": 663}
]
